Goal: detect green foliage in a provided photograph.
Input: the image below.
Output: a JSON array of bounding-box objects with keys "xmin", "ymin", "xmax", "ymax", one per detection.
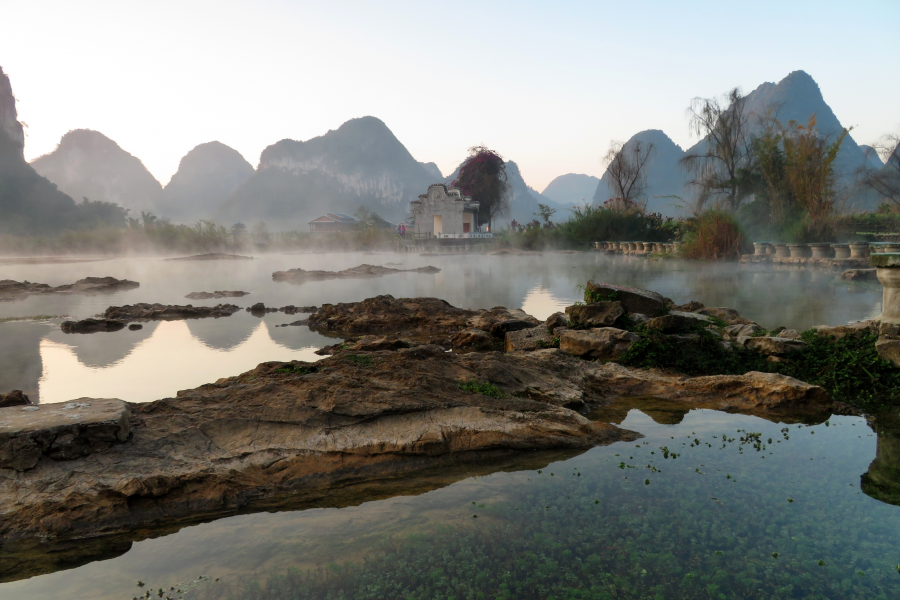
[
  {"xmin": 458, "ymin": 381, "xmax": 505, "ymax": 398},
  {"xmin": 579, "ymin": 284, "xmax": 619, "ymax": 303},
  {"xmin": 275, "ymin": 364, "xmax": 319, "ymax": 375},
  {"xmin": 342, "ymin": 354, "xmax": 374, "ymax": 367},
  {"xmin": 620, "ymin": 326, "xmax": 768, "ymax": 376}
]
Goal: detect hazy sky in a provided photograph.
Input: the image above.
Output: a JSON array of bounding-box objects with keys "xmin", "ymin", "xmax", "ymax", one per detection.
[{"xmin": 2, "ymin": 0, "xmax": 898, "ymax": 191}]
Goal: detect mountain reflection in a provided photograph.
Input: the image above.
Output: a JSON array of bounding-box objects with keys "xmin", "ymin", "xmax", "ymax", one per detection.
[{"xmin": 38, "ymin": 320, "xmax": 329, "ymax": 403}]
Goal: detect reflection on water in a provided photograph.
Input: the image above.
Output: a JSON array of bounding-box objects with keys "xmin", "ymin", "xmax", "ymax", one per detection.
[
  {"xmin": 4, "ymin": 406, "xmax": 899, "ymax": 599},
  {"xmin": 38, "ymin": 318, "xmax": 329, "ymax": 403},
  {"xmin": 862, "ymin": 411, "xmax": 900, "ymax": 506}
]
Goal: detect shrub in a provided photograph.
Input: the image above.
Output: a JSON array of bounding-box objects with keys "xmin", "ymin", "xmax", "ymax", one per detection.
[{"xmin": 679, "ymin": 210, "xmax": 748, "ymax": 259}]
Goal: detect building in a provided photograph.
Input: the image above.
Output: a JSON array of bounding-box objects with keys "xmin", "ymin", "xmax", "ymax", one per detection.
[
  {"xmin": 409, "ymin": 184, "xmax": 482, "ymax": 237},
  {"xmin": 308, "ymin": 213, "xmax": 359, "ymax": 233}
]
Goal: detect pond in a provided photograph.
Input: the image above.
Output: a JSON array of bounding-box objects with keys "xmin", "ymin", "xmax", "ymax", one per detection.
[{"xmin": 0, "ymin": 251, "xmax": 896, "ymax": 599}]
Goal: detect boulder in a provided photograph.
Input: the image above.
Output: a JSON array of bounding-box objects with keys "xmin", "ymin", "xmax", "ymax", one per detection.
[
  {"xmin": 584, "ymin": 281, "xmax": 666, "ymax": 316},
  {"xmin": 309, "ymin": 295, "xmax": 479, "ymax": 334},
  {"xmin": 128, "ymin": 323, "xmax": 143, "ymax": 331},
  {"xmin": 505, "ymin": 326, "xmax": 554, "ymax": 352},
  {"xmin": 565, "ymin": 301, "xmax": 625, "ymax": 327},
  {"xmin": 0, "ymin": 398, "xmax": 132, "ymax": 471},
  {"xmin": 875, "ymin": 339, "xmax": 900, "ymax": 368},
  {"xmin": 697, "ymin": 307, "xmax": 753, "ymax": 325},
  {"xmin": 0, "ymin": 390, "xmax": 30, "ymax": 408},
  {"xmin": 545, "ymin": 312, "xmax": 570, "ymax": 332},
  {"xmin": 559, "ymin": 328, "xmax": 640, "ymax": 361},
  {"xmin": 741, "ymin": 336, "xmax": 806, "ymax": 356},
  {"xmin": 646, "ymin": 311, "xmax": 712, "ymax": 333},
  {"xmin": 450, "ymin": 328, "xmax": 495, "ymax": 350},
  {"xmin": 779, "ymin": 329, "xmax": 802, "ymax": 340},
  {"xmin": 468, "ymin": 307, "xmax": 541, "ymax": 337},
  {"xmin": 60, "ymin": 318, "xmax": 125, "ymax": 334},
  {"xmin": 724, "ymin": 323, "xmax": 762, "ymax": 337},
  {"xmin": 813, "ymin": 321, "xmax": 875, "ymax": 339}
]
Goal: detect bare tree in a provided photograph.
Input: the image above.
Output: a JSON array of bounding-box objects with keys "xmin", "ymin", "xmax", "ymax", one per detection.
[
  {"xmin": 680, "ymin": 87, "xmax": 752, "ymax": 212},
  {"xmin": 603, "ymin": 139, "xmax": 655, "ymax": 206},
  {"xmin": 859, "ymin": 132, "xmax": 900, "ymax": 208}
]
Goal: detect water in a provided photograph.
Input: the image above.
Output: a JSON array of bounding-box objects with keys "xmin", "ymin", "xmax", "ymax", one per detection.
[
  {"xmin": 0, "ymin": 251, "xmax": 883, "ymax": 404},
  {"xmin": 0, "ymin": 250, "xmax": 896, "ymax": 598}
]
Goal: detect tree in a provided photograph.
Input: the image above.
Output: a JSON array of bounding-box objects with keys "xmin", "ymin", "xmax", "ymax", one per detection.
[
  {"xmin": 859, "ymin": 132, "xmax": 900, "ymax": 209},
  {"xmin": 451, "ymin": 146, "xmax": 510, "ymax": 228},
  {"xmin": 603, "ymin": 139, "xmax": 654, "ymax": 206},
  {"xmin": 534, "ymin": 203, "xmax": 556, "ymax": 227},
  {"xmin": 680, "ymin": 87, "xmax": 752, "ymax": 212}
]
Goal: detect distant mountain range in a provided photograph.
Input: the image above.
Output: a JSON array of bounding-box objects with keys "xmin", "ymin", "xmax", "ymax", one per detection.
[{"xmin": 3, "ymin": 66, "xmax": 892, "ymax": 233}]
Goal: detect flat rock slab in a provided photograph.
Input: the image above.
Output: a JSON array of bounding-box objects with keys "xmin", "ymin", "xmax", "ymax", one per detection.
[
  {"xmin": 560, "ymin": 328, "xmax": 639, "ymax": 361},
  {"xmin": 273, "ymin": 264, "xmax": 440, "ymax": 284},
  {"xmin": 184, "ymin": 290, "xmax": 250, "ymax": 299},
  {"xmin": 0, "ymin": 398, "xmax": 131, "ymax": 471},
  {"xmin": 505, "ymin": 326, "xmax": 554, "ymax": 352}
]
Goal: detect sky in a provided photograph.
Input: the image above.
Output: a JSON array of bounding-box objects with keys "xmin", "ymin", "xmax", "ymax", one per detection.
[{"xmin": 2, "ymin": 0, "xmax": 898, "ymax": 192}]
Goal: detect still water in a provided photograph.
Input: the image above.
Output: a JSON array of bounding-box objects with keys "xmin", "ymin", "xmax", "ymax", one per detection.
[{"xmin": 0, "ymin": 251, "xmax": 895, "ymax": 599}]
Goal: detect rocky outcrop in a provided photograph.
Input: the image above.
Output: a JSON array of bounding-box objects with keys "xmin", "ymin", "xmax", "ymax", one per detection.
[
  {"xmin": 60, "ymin": 318, "xmax": 126, "ymax": 334},
  {"xmin": 103, "ymin": 303, "xmax": 241, "ymax": 322},
  {"xmin": 184, "ymin": 290, "xmax": 250, "ymax": 300},
  {"xmin": 0, "ymin": 277, "xmax": 139, "ymax": 301},
  {"xmin": 646, "ymin": 311, "xmax": 713, "ymax": 333},
  {"xmin": 565, "ymin": 301, "xmax": 625, "ymax": 327},
  {"xmin": 584, "ymin": 281, "xmax": 666, "ymax": 316},
  {"xmin": 0, "ymin": 399, "xmax": 132, "ymax": 471},
  {"xmin": 272, "ymin": 264, "xmax": 440, "ymax": 284},
  {"xmin": 738, "ymin": 336, "xmax": 806, "ymax": 356},
  {"xmin": 0, "ymin": 66, "xmax": 24, "ymax": 150},
  {"xmin": 0, "ymin": 390, "xmax": 30, "ymax": 408},
  {"xmin": 0, "ymin": 347, "xmax": 635, "ymax": 546},
  {"xmin": 505, "ymin": 327, "xmax": 554, "ymax": 352},
  {"xmin": 560, "ymin": 328, "xmax": 640, "ymax": 361}
]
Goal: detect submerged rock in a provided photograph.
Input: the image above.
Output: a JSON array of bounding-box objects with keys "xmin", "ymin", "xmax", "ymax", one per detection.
[
  {"xmin": 184, "ymin": 290, "xmax": 250, "ymax": 299},
  {"xmin": 0, "ymin": 277, "xmax": 139, "ymax": 301},
  {"xmin": 103, "ymin": 303, "xmax": 241, "ymax": 322},
  {"xmin": 273, "ymin": 264, "xmax": 440, "ymax": 283},
  {"xmin": 60, "ymin": 318, "xmax": 125, "ymax": 334}
]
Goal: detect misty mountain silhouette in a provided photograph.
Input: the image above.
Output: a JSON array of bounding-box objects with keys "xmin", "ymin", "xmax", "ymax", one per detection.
[
  {"xmin": 0, "ymin": 66, "xmax": 122, "ymax": 235},
  {"xmin": 592, "ymin": 129, "xmax": 686, "ymax": 217},
  {"xmin": 217, "ymin": 116, "xmax": 435, "ymax": 227},
  {"xmin": 31, "ymin": 129, "xmax": 163, "ymax": 214},
  {"xmin": 159, "ymin": 141, "xmax": 254, "ymax": 222},
  {"xmin": 541, "ymin": 174, "xmax": 600, "ymax": 206}
]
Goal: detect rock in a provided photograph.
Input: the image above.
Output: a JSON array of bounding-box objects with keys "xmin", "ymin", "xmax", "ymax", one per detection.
[
  {"xmin": 309, "ymin": 295, "xmax": 480, "ymax": 334},
  {"xmin": 875, "ymin": 339, "xmax": 900, "ymax": 367},
  {"xmin": 696, "ymin": 307, "xmax": 753, "ymax": 325},
  {"xmin": 673, "ymin": 301, "xmax": 705, "ymax": 312},
  {"xmin": 724, "ymin": 323, "xmax": 762, "ymax": 338},
  {"xmin": 127, "ymin": 323, "xmax": 143, "ymax": 331},
  {"xmin": 450, "ymin": 328, "xmax": 496, "ymax": 350},
  {"xmin": 0, "ymin": 398, "xmax": 131, "ymax": 471},
  {"xmin": 103, "ymin": 303, "xmax": 241, "ymax": 322},
  {"xmin": 505, "ymin": 326, "xmax": 554, "ymax": 352},
  {"xmin": 247, "ymin": 302, "xmax": 271, "ymax": 316},
  {"xmin": 742, "ymin": 336, "xmax": 806, "ymax": 356},
  {"xmin": 184, "ymin": 290, "xmax": 250, "ymax": 299},
  {"xmin": 813, "ymin": 321, "xmax": 874, "ymax": 339},
  {"xmin": 546, "ymin": 312, "xmax": 570, "ymax": 331},
  {"xmin": 0, "ymin": 390, "xmax": 30, "ymax": 408},
  {"xmin": 277, "ymin": 320, "xmax": 308, "ymax": 327},
  {"xmin": 565, "ymin": 301, "xmax": 625, "ymax": 327},
  {"xmin": 467, "ymin": 307, "xmax": 541, "ymax": 337},
  {"xmin": 0, "ymin": 277, "xmax": 139, "ymax": 301},
  {"xmin": 779, "ymin": 329, "xmax": 802, "ymax": 340},
  {"xmin": 282, "ymin": 305, "xmax": 317, "ymax": 314},
  {"xmin": 842, "ymin": 268, "xmax": 877, "ymax": 281},
  {"xmin": 585, "ymin": 363, "xmax": 830, "ymax": 418},
  {"xmin": 559, "ymin": 328, "xmax": 640, "ymax": 361},
  {"xmin": 584, "ymin": 281, "xmax": 666, "ymax": 316},
  {"xmin": 165, "ymin": 253, "xmax": 254, "ymax": 261},
  {"xmin": 646, "ymin": 311, "xmax": 712, "ymax": 333},
  {"xmin": 0, "ymin": 350, "xmax": 636, "ymax": 544},
  {"xmin": 273, "ymin": 264, "xmax": 440, "ymax": 283},
  {"xmin": 60, "ymin": 318, "xmax": 125, "ymax": 334}
]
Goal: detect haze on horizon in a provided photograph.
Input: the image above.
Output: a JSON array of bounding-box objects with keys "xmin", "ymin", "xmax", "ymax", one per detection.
[{"xmin": 2, "ymin": 0, "xmax": 898, "ymax": 192}]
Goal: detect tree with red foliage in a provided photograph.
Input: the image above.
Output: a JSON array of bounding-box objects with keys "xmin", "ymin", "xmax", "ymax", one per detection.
[{"xmin": 451, "ymin": 146, "xmax": 510, "ymax": 228}]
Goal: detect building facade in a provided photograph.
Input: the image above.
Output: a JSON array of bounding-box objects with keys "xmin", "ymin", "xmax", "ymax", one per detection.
[
  {"xmin": 308, "ymin": 213, "xmax": 359, "ymax": 232},
  {"xmin": 409, "ymin": 184, "xmax": 480, "ymax": 237}
]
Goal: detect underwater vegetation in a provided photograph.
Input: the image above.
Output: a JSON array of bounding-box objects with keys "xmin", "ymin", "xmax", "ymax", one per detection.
[{"xmin": 163, "ymin": 412, "xmax": 900, "ymax": 600}]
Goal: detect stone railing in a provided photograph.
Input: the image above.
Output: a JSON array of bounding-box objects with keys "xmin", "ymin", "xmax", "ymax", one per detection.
[
  {"xmin": 593, "ymin": 241, "xmax": 680, "ymax": 254},
  {"xmin": 437, "ymin": 233, "xmax": 493, "ymax": 239}
]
